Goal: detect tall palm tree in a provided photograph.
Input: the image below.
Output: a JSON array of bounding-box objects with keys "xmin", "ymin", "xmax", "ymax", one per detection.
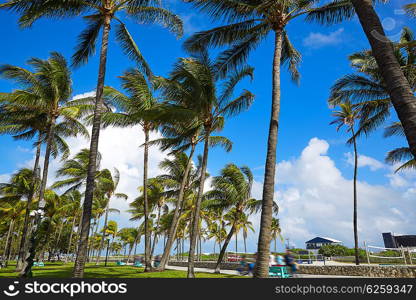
[
  {"xmin": 98, "ymin": 69, "xmax": 164, "ymax": 271},
  {"xmin": 94, "ymin": 168, "xmax": 127, "ymax": 264},
  {"xmin": 330, "ymin": 101, "xmax": 360, "ymax": 265},
  {"xmin": 148, "ymin": 122, "xmax": 203, "ymax": 270},
  {"xmin": 205, "ymin": 163, "xmax": 256, "ymax": 273},
  {"xmin": 0, "ymin": 102, "xmax": 86, "ymax": 270},
  {"xmin": 0, "ymin": 53, "xmax": 88, "ymax": 275},
  {"xmin": 310, "ymin": 0, "xmax": 416, "ymax": 158},
  {"xmin": 61, "ymin": 190, "xmax": 82, "ymax": 258},
  {"xmin": 270, "ymin": 218, "xmax": 282, "ymax": 254},
  {"xmin": 162, "ymin": 53, "xmax": 254, "ymax": 278},
  {"xmin": 0, "ymin": 169, "xmax": 33, "ymax": 267},
  {"xmin": 0, "ymin": 0, "xmax": 183, "ymax": 278},
  {"xmin": 128, "ymin": 178, "xmax": 169, "ymax": 261},
  {"xmin": 153, "ymin": 132, "xmax": 228, "ymax": 270},
  {"xmin": 103, "ymin": 220, "xmax": 118, "ymax": 265},
  {"xmin": 0, "ymin": 53, "xmax": 88, "ymax": 208},
  {"xmin": 336, "ymin": 0, "xmax": 416, "ymax": 156},
  {"xmin": 0, "ymin": 201, "xmax": 26, "ymax": 266},
  {"xmin": 184, "ymin": 0, "xmax": 352, "ymax": 277}
]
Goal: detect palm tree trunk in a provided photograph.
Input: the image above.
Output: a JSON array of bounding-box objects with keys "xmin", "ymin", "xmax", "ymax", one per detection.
[
  {"xmin": 351, "ymin": 0, "xmax": 416, "ymax": 158},
  {"xmin": 73, "ymin": 14, "xmax": 111, "ymax": 278},
  {"xmin": 158, "ymin": 143, "xmax": 196, "ymax": 270},
  {"xmin": 214, "ymin": 223, "xmax": 235, "ymax": 273},
  {"xmin": 66, "ymin": 215, "xmax": 77, "ymax": 259},
  {"xmin": 351, "ymin": 127, "xmax": 360, "ymax": 265},
  {"xmin": 244, "ymin": 235, "xmax": 247, "ymax": 254},
  {"xmin": 3, "ymin": 219, "xmax": 14, "ymax": 267},
  {"xmin": 16, "ymin": 139, "xmax": 41, "ymax": 271},
  {"xmin": 75, "ymin": 211, "xmax": 83, "ymax": 256},
  {"xmin": 187, "ymin": 134, "xmax": 210, "ymax": 278},
  {"xmin": 54, "ymin": 222, "xmax": 64, "ymax": 259},
  {"xmin": 235, "ymin": 232, "xmax": 238, "ymax": 255},
  {"xmin": 143, "ymin": 126, "xmax": 152, "ymax": 271},
  {"xmin": 126, "ymin": 228, "xmax": 141, "ymax": 263},
  {"xmin": 95, "ymin": 202, "xmax": 110, "ymax": 265},
  {"xmin": 254, "ymin": 29, "xmax": 283, "ymax": 278},
  {"xmin": 274, "ymin": 238, "xmax": 277, "ymax": 254}
]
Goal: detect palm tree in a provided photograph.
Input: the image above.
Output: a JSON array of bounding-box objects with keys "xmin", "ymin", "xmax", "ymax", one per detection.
[
  {"xmin": 98, "ymin": 69, "xmax": 164, "ymax": 271},
  {"xmin": 152, "ymin": 69, "xmax": 239, "ymax": 270},
  {"xmin": 103, "ymin": 220, "xmax": 118, "ymax": 265},
  {"xmin": 205, "ymin": 163, "xmax": 256, "ymax": 273},
  {"xmin": 0, "ymin": 168, "xmax": 36, "ymax": 205},
  {"xmin": 0, "ymin": 53, "xmax": 88, "ymax": 275},
  {"xmin": 0, "ymin": 0, "xmax": 183, "ymax": 278},
  {"xmin": 36, "ymin": 190, "xmax": 65, "ymax": 260},
  {"xmin": 184, "ymin": 0, "xmax": 353, "ymax": 277},
  {"xmin": 52, "ymin": 149, "xmax": 102, "ymax": 194},
  {"xmin": 338, "ymin": 0, "xmax": 416, "ymax": 155},
  {"xmin": 270, "ymin": 218, "xmax": 282, "ymax": 254},
  {"xmin": 161, "ymin": 53, "xmax": 254, "ymax": 278},
  {"xmin": 0, "ymin": 168, "xmax": 39, "ymax": 271},
  {"xmin": 118, "ymin": 227, "xmax": 137, "ymax": 258},
  {"xmin": 310, "ymin": 0, "xmax": 416, "ymax": 158},
  {"xmin": 0, "ymin": 53, "xmax": 88, "ymax": 208},
  {"xmin": 330, "ymin": 101, "xmax": 360, "ymax": 265},
  {"xmin": 90, "ymin": 191, "xmax": 121, "ymax": 261},
  {"xmin": 128, "ymin": 178, "xmax": 169, "ymax": 261},
  {"xmin": 0, "ymin": 201, "xmax": 26, "ymax": 265},
  {"xmin": 328, "ymin": 27, "xmax": 415, "ymax": 140},
  {"xmin": 237, "ymin": 212, "xmax": 254, "ymax": 254},
  {"xmin": 61, "ymin": 190, "xmax": 82, "ymax": 258},
  {"xmin": 149, "ymin": 123, "xmax": 203, "ymax": 271},
  {"xmin": 94, "ymin": 168, "xmax": 127, "ymax": 265}
]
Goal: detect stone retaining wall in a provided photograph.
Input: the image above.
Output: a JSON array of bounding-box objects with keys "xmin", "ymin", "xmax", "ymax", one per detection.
[
  {"xmin": 168, "ymin": 261, "xmax": 416, "ymax": 277},
  {"xmin": 298, "ymin": 265, "xmax": 416, "ymax": 278}
]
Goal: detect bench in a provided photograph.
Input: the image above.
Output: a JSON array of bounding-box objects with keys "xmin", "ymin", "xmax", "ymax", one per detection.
[
  {"xmin": 269, "ymin": 266, "xmax": 290, "ymax": 278},
  {"xmin": 33, "ymin": 262, "xmax": 45, "ymax": 267},
  {"xmin": 134, "ymin": 262, "xmax": 143, "ymax": 267}
]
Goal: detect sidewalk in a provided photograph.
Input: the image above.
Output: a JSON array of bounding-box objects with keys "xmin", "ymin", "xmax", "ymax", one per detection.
[{"xmin": 165, "ymin": 265, "xmax": 363, "ymax": 278}]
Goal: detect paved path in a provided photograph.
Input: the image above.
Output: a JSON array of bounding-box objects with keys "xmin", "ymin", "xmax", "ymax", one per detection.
[{"xmin": 165, "ymin": 265, "xmax": 364, "ymax": 278}]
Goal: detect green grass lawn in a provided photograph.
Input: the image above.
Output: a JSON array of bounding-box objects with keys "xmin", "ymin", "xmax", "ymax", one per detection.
[{"xmin": 0, "ymin": 262, "xmax": 243, "ymax": 278}]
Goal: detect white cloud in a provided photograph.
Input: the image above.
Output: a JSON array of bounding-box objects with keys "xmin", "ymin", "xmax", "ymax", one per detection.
[
  {"xmin": 272, "ymin": 138, "xmax": 415, "ymax": 250},
  {"xmin": 0, "ymin": 174, "xmax": 10, "ymax": 183},
  {"xmin": 344, "ymin": 152, "xmax": 385, "ymax": 171},
  {"xmin": 303, "ymin": 28, "xmax": 345, "ymax": 49},
  {"xmin": 72, "ymin": 91, "xmax": 95, "ymax": 100},
  {"xmin": 59, "ymin": 126, "xmax": 169, "ymax": 228}
]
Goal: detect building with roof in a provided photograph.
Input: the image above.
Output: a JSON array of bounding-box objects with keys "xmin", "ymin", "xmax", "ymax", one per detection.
[
  {"xmin": 305, "ymin": 237, "xmax": 342, "ymax": 253},
  {"xmin": 382, "ymin": 232, "xmax": 416, "ymax": 249}
]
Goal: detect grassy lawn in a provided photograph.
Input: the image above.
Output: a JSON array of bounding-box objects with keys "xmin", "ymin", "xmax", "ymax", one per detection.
[{"xmin": 0, "ymin": 262, "xmax": 243, "ymax": 278}]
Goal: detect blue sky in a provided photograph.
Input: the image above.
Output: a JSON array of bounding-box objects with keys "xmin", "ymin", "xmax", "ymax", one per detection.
[{"xmin": 0, "ymin": 1, "xmax": 414, "ymax": 254}]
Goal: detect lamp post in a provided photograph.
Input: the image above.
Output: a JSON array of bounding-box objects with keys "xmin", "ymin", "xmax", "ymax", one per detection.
[{"xmin": 104, "ymin": 239, "xmax": 110, "ymax": 267}]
